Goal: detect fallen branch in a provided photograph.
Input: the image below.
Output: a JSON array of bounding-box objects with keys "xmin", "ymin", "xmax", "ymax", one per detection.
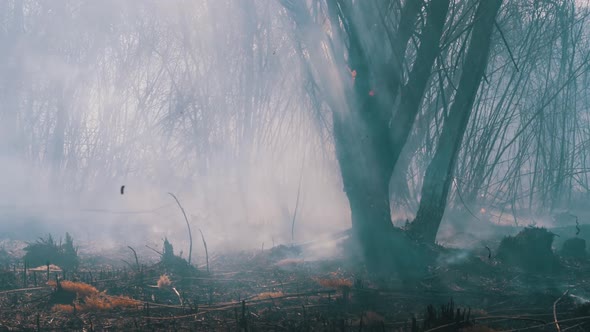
[
  {"xmin": 172, "ymin": 287, "xmax": 183, "ymax": 306},
  {"xmin": 0, "ymin": 286, "xmax": 49, "ymax": 295}
]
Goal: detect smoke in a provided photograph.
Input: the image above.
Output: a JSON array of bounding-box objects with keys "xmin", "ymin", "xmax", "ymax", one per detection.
[{"xmin": 0, "ymin": 0, "xmax": 350, "ymax": 259}]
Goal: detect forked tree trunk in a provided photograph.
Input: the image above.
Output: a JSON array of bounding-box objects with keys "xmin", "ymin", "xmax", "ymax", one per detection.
[
  {"xmin": 409, "ymin": 0, "xmax": 504, "ymax": 244},
  {"xmin": 333, "ymin": 0, "xmax": 450, "ymax": 275}
]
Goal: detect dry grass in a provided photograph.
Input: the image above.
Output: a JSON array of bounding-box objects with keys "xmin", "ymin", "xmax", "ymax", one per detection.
[
  {"xmin": 48, "ymin": 280, "xmax": 140, "ymax": 312},
  {"xmin": 157, "ymin": 274, "xmax": 172, "ymax": 289},
  {"xmin": 253, "ymin": 291, "xmax": 284, "ymax": 300},
  {"xmin": 82, "ymin": 294, "xmax": 140, "ymax": 311},
  {"xmin": 275, "ymin": 258, "xmax": 304, "ymax": 266},
  {"xmin": 30, "ymin": 264, "xmax": 62, "ymax": 272},
  {"xmin": 47, "ymin": 280, "xmax": 99, "ymax": 298},
  {"xmin": 315, "ymin": 278, "xmax": 353, "ymax": 290},
  {"xmin": 51, "ymin": 304, "xmax": 74, "ymax": 313},
  {"xmin": 52, "ymin": 294, "xmax": 140, "ymax": 313}
]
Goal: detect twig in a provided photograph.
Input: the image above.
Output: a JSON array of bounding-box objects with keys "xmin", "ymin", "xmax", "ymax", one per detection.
[
  {"xmin": 562, "ymin": 322, "xmax": 587, "ymax": 332},
  {"xmin": 453, "ymin": 178, "xmax": 481, "ymax": 222},
  {"xmin": 554, "ymin": 289, "xmax": 570, "ymax": 332},
  {"xmin": 121, "ymin": 259, "xmax": 135, "ymax": 270},
  {"xmin": 474, "ymin": 315, "xmax": 547, "ymax": 325},
  {"xmin": 500, "ymin": 315, "xmax": 590, "ymax": 332},
  {"xmin": 127, "ymin": 246, "xmax": 140, "ymax": 272},
  {"xmin": 168, "ymin": 192, "xmax": 193, "ymax": 266},
  {"xmin": 494, "ymin": 20, "xmax": 519, "ymax": 72},
  {"xmin": 145, "ymin": 245, "xmax": 163, "ymax": 256},
  {"xmin": 172, "ymin": 287, "xmax": 183, "ymax": 306},
  {"xmin": 0, "ymin": 286, "xmax": 48, "ymax": 295},
  {"xmin": 199, "ymin": 229, "xmax": 210, "ymax": 273}
]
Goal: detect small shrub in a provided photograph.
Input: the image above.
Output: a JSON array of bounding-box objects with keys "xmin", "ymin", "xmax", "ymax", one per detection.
[
  {"xmin": 497, "ymin": 227, "xmax": 559, "ymax": 273},
  {"xmin": 23, "ymin": 233, "xmax": 79, "ymax": 270},
  {"xmin": 160, "ymin": 238, "xmax": 196, "ymax": 277},
  {"xmin": 561, "ymin": 237, "xmax": 587, "ymax": 259}
]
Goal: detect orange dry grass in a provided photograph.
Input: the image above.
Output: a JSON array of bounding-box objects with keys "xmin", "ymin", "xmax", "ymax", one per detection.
[
  {"xmin": 47, "ymin": 280, "xmax": 99, "ymax": 298},
  {"xmin": 48, "ymin": 280, "xmax": 140, "ymax": 313},
  {"xmin": 315, "ymin": 278, "xmax": 353, "ymax": 289},
  {"xmin": 82, "ymin": 294, "xmax": 140, "ymax": 311},
  {"xmin": 51, "ymin": 304, "xmax": 74, "ymax": 313},
  {"xmin": 82, "ymin": 293, "xmax": 112, "ymax": 311},
  {"xmin": 253, "ymin": 291, "xmax": 284, "ymax": 300},
  {"xmin": 52, "ymin": 294, "xmax": 140, "ymax": 313},
  {"xmin": 157, "ymin": 274, "xmax": 172, "ymax": 288},
  {"xmin": 109, "ymin": 295, "xmax": 140, "ymax": 307}
]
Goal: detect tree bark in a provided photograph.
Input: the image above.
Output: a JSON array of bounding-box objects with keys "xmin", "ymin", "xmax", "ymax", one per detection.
[{"xmin": 409, "ymin": 0, "xmax": 503, "ymax": 244}]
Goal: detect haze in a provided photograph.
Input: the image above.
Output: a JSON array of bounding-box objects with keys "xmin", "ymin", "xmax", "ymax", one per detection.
[{"xmin": 1, "ymin": 0, "xmax": 590, "ymax": 264}]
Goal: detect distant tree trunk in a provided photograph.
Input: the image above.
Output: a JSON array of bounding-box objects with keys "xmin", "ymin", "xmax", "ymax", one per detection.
[
  {"xmin": 0, "ymin": 0, "xmax": 24, "ymax": 158},
  {"xmin": 409, "ymin": 0, "xmax": 503, "ymax": 243}
]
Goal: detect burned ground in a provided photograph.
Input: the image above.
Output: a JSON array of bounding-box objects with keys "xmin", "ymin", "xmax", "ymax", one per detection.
[{"xmin": 1, "ymin": 228, "xmax": 590, "ymax": 331}]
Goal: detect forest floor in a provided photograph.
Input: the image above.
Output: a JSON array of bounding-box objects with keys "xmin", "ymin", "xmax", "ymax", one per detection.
[{"xmin": 1, "ymin": 231, "xmax": 590, "ymax": 331}]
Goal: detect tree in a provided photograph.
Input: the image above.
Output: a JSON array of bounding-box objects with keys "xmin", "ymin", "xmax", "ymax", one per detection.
[
  {"xmin": 282, "ymin": 0, "xmax": 504, "ymax": 275},
  {"xmin": 332, "ymin": 0, "xmax": 452, "ymax": 275},
  {"xmin": 409, "ymin": 0, "xmax": 504, "ymax": 243}
]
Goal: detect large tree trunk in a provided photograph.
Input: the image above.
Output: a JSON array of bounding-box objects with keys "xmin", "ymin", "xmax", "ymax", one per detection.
[
  {"xmin": 409, "ymin": 0, "xmax": 503, "ymax": 244},
  {"xmin": 332, "ymin": 0, "xmax": 450, "ymax": 274},
  {"xmin": 282, "ymin": 0, "xmax": 452, "ymax": 274}
]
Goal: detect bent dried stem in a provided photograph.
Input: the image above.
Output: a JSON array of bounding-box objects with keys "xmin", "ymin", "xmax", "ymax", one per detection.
[{"xmin": 168, "ymin": 192, "xmax": 193, "ymax": 266}]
